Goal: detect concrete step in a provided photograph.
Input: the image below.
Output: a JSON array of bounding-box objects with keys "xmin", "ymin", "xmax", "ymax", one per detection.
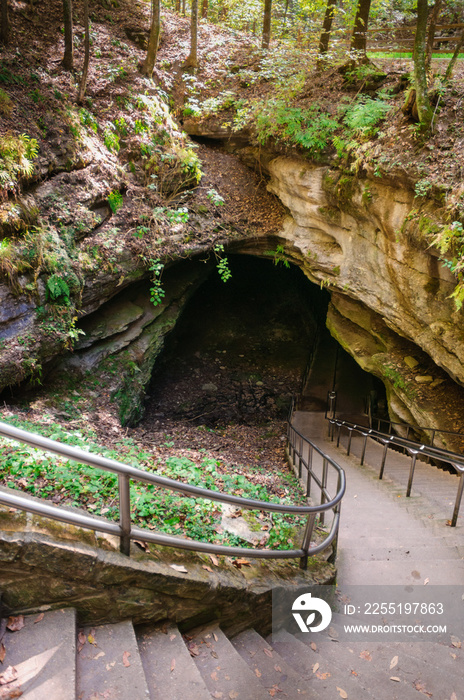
[
  {"xmin": 188, "ymin": 623, "xmax": 270, "ymax": 700},
  {"xmin": 76, "ymin": 620, "xmax": 150, "ymax": 700},
  {"xmin": 0, "ymin": 607, "xmax": 76, "ymax": 700},
  {"xmin": 230, "ymin": 627, "xmax": 316, "ymax": 698},
  {"xmin": 136, "ymin": 622, "xmax": 211, "ymax": 700},
  {"xmin": 268, "ymin": 628, "xmax": 377, "ymax": 700}
]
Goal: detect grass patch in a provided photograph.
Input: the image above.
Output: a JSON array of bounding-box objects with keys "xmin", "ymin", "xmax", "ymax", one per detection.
[{"xmin": 0, "ymin": 416, "xmax": 310, "ymax": 551}]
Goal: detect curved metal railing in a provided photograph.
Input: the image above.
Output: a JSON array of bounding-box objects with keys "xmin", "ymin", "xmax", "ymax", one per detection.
[
  {"xmin": 328, "ymin": 415, "xmax": 464, "ymax": 527},
  {"xmin": 0, "ymin": 419, "xmax": 345, "ymax": 569}
]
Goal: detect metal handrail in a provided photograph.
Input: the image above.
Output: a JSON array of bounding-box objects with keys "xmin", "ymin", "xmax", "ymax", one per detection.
[
  {"xmin": 286, "ymin": 400, "xmax": 346, "ymax": 565},
  {"xmin": 0, "ymin": 419, "xmax": 345, "ymax": 569},
  {"xmin": 328, "ymin": 416, "xmax": 464, "ymax": 527},
  {"xmin": 369, "ymin": 415, "xmax": 464, "ymax": 449}
]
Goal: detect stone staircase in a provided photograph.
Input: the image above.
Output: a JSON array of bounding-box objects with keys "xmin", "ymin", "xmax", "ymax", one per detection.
[{"xmin": 1, "ymin": 606, "xmax": 462, "ymax": 699}]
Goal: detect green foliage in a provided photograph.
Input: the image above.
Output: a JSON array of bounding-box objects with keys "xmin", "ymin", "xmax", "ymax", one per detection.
[
  {"xmin": 414, "ymin": 178, "xmax": 433, "ymax": 198},
  {"xmin": 265, "ymin": 244, "xmax": 290, "ymax": 268},
  {"xmin": 153, "ymin": 206, "xmax": 189, "ymax": 224},
  {"xmin": 46, "ymin": 274, "xmax": 71, "ymax": 305},
  {"xmin": 107, "ymin": 190, "xmax": 123, "ymax": 213},
  {"xmin": 0, "ymin": 133, "xmax": 39, "ymax": 198},
  {"xmin": 341, "ymin": 97, "xmax": 391, "ymax": 137},
  {"xmin": 79, "ymin": 108, "xmax": 98, "ymax": 133},
  {"xmin": 214, "ymin": 244, "xmax": 232, "ymax": 283},
  {"xmin": 148, "ymin": 258, "xmax": 165, "ymax": 307},
  {"xmin": 207, "ymin": 189, "xmax": 225, "ymax": 206},
  {"xmin": 0, "ymin": 417, "xmax": 307, "ymax": 551},
  {"xmin": 103, "ymin": 128, "xmax": 120, "ymax": 153},
  {"xmin": 0, "ymin": 88, "xmax": 13, "ymax": 116},
  {"xmin": 431, "ymin": 220, "xmax": 464, "ymax": 310},
  {"xmin": 255, "ymin": 100, "xmax": 338, "ymax": 157}
]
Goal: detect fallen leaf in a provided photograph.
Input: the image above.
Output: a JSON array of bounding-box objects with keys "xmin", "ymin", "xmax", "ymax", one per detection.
[
  {"xmin": 94, "ymin": 651, "xmax": 105, "ymax": 660},
  {"xmin": 336, "ymin": 687, "xmax": 348, "ymax": 698},
  {"xmin": 263, "ymin": 648, "xmax": 273, "ymax": 658},
  {"xmin": 133, "ymin": 540, "xmax": 149, "ymax": 552},
  {"xmin": 123, "ymin": 651, "xmax": 131, "ymax": 668},
  {"xmin": 33, "ymin": 614, "xmax": 44, "ymax": 625},
  {"xmin": 211, "ymin": 651, "xmax": 218, "ymax": 659},
  {"xmin": 188, "ymin": 644, "xmax": 200, "ymax": 657},
  {"xmin": 211, "ymin": 671, "xmax": 218, "ymax": 681},
  {"xmin": 390, "ymin": 677, "xmax": 401, "ymax": 682},
  {"xmin": 316, "ymin": 671, "xmax": 331, "ymax": 680},
  {"xmin": 390, "ymin": 655, "xmax": 398, "ymax": 669},
  {"xmin": 450, "ymin": 693, "xmax": 457, "ymax": 700},
  {"xmin": 0, "ymin": 666, "xmax": 18, "ymax": 685},
  {"xmin": 351, "ymin": 670, "xmax": 358, "ymax": 677},
  {"xmin": 424, "ymin": 578, "xmax": 429, "ymax": 585},
  {"xmin": 451, "ymin": 636, "xmax": 461, "ymax": 648},
  {"xmin": 169, "ymin": 634, "xmax": 176, "ymax": 641},
  {"xmin": 213, "ymin": 632, "xmax": 218, "ymax": 642},
  {"xmin": 414, "ymin": 680, "xmax": 432, "ymax": 697},
  {"xmin": 6, "ymin": 618, "xmax": 23, "ymax": 633},
  {"xmin": 0, "ymin": 645, "xmax": 4, "ymax": 664},
  {"xmin": 202, "ymin": 565, "xmax": 213, "ymax": 573},
  {"xmin": 310, "ymin": 642, "xmax": 317, "ymax": 652},
  {"xmin": 232, "ymin": 558, "xmax": 251, "ymax": 568},
  {"xmin": 212, "ymin": 693, "xmax": 223, "ymax": 699},
  {"xmin": 269, "ymin": 691, "xmax": 276, "ymax": 697},
  {"xmin": 274, "ymin": 665, "xmax": 281, "ymax": 672},
  {"xmin": 312, "ymin": 662, "xmax": 320, "ymax": 674},
  {"xmin": 169, "ymin": 564, "xmax": 188, "ymax": 573},
  {"xmin": 209, "ymin": 554, "xmax": 219, "ymax": 567},
  {"xmin": 88, "ymin": 634, "xmax": 96, "ymax": 646},
  {"xmin": 255, "ymin": 668, "xmax": 262, "ymax": 678},
  {"xmin": 328, "ymin": 627, "xmax": 339, "ymax": 639},
  {"xmin": 359, "ymin": 650, "xmax": 372, "ymax": 661},
  {"xmin": 229, "ymin": 692, "xmax": 238, "ymax": 699},
  {"xmin": 450, "ymin": 653, "xmax": 457, "ymax": 660}
]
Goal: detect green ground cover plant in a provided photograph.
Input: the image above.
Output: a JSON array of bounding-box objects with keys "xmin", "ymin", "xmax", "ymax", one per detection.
[{"xmin": 0, "ymin": 417, "xmax": 310, "ymax": 552}]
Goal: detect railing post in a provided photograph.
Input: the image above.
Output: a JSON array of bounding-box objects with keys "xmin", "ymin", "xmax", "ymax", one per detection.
[
  {"xmin": 379, "ymin": 442, "xmax": 388, "ymax": 480},
  {"xmin": 306, "ymin": 446, "xmax": 313, "ymax": 497},
  {"xmin": 298, "ymin": 434, "xmax": 303, "ymax": 479},
  {"xmin": 406, "ymin": 453, "xmax": 417, "ymax": 497},
  {"xmin": 119, "ymin": 474, "xmax": 131, "ymax": 556},
  {"xmin": 451, "ymin": 469, "xmax": 464, "ymax": 527},
  {"xmin": 346, "ymin": 429, "xmax": 353, "ymax": 456},
  {"xmin": 337, "ymin": 424, "xmax": 342, "ymax": 448},
  {"xmin": 299, "ymin": 512, "xmax": 316, "ymax": 570},
  {"xmin": 431, "ymin": 429, "xmax": 435, "ymax": 448},
  {"xmin": 319, "ymin": 458, "xmax": 328, "ymax": 526},
  {"xmin": 360, "ymin": 434, "xmax": 368, "ymax": 465}
]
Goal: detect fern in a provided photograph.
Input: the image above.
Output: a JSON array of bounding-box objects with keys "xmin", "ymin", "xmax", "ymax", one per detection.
[{"xmin": 343, "ymin": 97, "xmax": 391, "ymax": 137}]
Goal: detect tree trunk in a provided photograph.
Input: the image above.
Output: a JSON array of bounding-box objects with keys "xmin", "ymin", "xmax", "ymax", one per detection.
[
  {"xmin": 77, "ymin": 0, "xmax": 90, "ymax": 102},
  {"xmin": 182, "ymin": 0, "xmax": 186, "ymax": 16},
  {"xmin": 201, "ymin": 0, "xmax": 208, "ymax": 19},
  {"xmin": 184, "ymin": 0, "xmax": 198, "ymax": 69},
  {"xmin": 414, "ymin": 0, "xmax": 433, "ymax": 130},
  {"xmin": 142, "ymin": 0, "xmax": 161, "ymax": 77},
  {"xmin": 262, "ymin": 0, "xmax": 272, "ymax": 49},
  {"xmin": 444, "ymin": 28, "xmax": 464, "ymax": 81},
  {"xmin": 62, "ymin": 0, "xmax": 74, "ymax": 70},
  {"xmin": 350, "ymin": 0, "xmax": 371, "ymax": 59},
  {"xmin": 175, "ymin": 0, "xmax": 180, "ymax": 11},
  {"xmin": 318, "ymin": 0, "xmax": 337, "ymax": 66},
  {"xmin": 0, "ymin": 0, "xmax": 8, "ymax": 46},
  {"xmin": 425, "ymin": 0, "xmax": 442, "ymax": 70}
]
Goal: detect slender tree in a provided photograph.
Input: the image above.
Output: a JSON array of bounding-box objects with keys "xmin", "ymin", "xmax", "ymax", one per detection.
[
  {"xmin": 262, "ymin": 0, "xmax": 272, "ymax": 49},
  {"xmin": 142, "ymin": 0, "xmax": 161, "ymax": 77},
  {"xmin": 414, "ymin": 0, "xmax": 433, "ymax": 129},
  {"xmin": 62, "ymin": 0, "xmax": 74, "ymax": 70},
  {"xmin": 318, "ymin": 0, "xmax": 337, "ymax": 67},
  {"xmin": 78, "ymin": 0, "xmax": 90, "ymax": 102},
  {"xmin": 425, "ymin": 0, "xmax": 442, "ymax": 70},
  {"xmin": 0, "ymin": 0, "xmax": 9, "ymax": 46},
  {"xmin": 350, "ymin": 0, "xmax": 371, "ymax": 60},
  {"xmin": 184, "ymin": 0, "xmax": 198, "ymax": 69},
  {"xmin": 201, "ymin": 0, "xmax": 208, "ymax": 20},
  {"xmin": 444, "ymin": 27, "xmax": 464, "ymax": 81},
  {"xmin": 175, "ymin": 0, "xmax": 180, "ymax": 11}
]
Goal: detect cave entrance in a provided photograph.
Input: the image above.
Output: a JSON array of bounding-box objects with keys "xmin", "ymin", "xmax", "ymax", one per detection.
[{"xmin": 144, "ymin": 254, "xmax": 385, "ymax": 430}]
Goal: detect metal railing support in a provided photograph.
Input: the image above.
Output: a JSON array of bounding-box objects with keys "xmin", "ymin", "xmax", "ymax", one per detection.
[
  {"xmin": 452, "ymin": 469, "xmax": 464, "ymax": 527},
  {"xmin": 360, "ymin": 433, "xmax": 368, "ymax": 465},
  {"xmin": 306, "ymin": 446, "xmax": 313, "ymax": 497},
  {"xmin": 346, "ymin": 429, "xmax": 353, "ymax": 456},
  {"xmin": 379, "ymin": 442, "xmax": 388, "ymax": 480},
  {"xmin": 298, "ymin": 434, "xmax": 303, "ymax": 479},
  {"xmin": 119, "ymin": 474, "xmax": 131, "ymax": 556},
  {"xmin": 319, "ymin": 458, "xmax": 328, "ymax": 526},
  {"xmin": 337, "ymin": 424, "xmax": 342, "ymax": 448},
  {"xmin": 406, "ymin": 453, "xmax": 417, "ymax": 497},
  {"xmin": 299, "ymin": 513, "xmax": 316, "ymax": 570}
]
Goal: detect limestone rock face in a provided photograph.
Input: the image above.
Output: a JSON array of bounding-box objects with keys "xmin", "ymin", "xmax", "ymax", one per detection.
[{"xmin": 265, "ymin": 157, "xmax": 464, "ymax": 387}]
